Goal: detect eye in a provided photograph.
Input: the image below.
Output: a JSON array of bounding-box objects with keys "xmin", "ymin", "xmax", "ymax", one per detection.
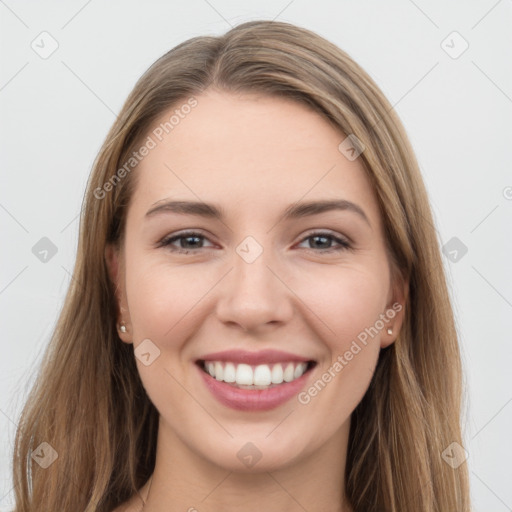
[
  {"xmin": 157, "ymin": 230, "xmax": 351, "ymax": 255},
  {"xmin": 296, "ymin": 231, "xmax": 351, "ymax": 253},
  {"xmin": 157, "ymin": 231, "xmax": 214, "ymax": 254}
]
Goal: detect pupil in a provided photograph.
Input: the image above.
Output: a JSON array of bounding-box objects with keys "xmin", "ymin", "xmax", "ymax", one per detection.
[
  {"xmin": 183, "ymin": 236, "xmax": 201, "ymax": 248},
  {"xmin": 312, "ymin": 235, "xmax": 329, "ymax": 249}
]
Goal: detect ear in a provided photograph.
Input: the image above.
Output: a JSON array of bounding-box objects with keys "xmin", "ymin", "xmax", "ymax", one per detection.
[
  {"xmin": 105, "ymin": 243, "xmax": 133, "ymax": 344},
  {"xmin": 380, "ymin": 271, "xmax": 409, "ymax": 349}
]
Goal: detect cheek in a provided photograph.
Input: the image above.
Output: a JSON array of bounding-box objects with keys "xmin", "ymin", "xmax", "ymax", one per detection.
[
  {"xmin": 293, "ymin": 262, "xmax": 389, "ymax": 345},
  {"xmin": 123, "ymin": 256, "xmax": 204, "ymax": 410},
  {"xmin": 124, "ymin": 254, "xmax": 203, "ymax": 341},
  {"xmin": 294, "ymin": 264, "xmax": 387, "ymax": 400},
  {"xmin": 293, "ymin": 269, "xmax": 386, "ymax": 430}
]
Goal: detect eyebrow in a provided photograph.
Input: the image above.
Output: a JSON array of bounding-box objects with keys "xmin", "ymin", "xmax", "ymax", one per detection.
[{"xmin": 145, "ymin": 199, "xmax": 371, "ymax": 227}]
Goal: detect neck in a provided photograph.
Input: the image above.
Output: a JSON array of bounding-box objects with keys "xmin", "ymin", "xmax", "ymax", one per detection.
[{"xmin": 139, "ymin": 417, "xmax": 352, "ymax": 512}]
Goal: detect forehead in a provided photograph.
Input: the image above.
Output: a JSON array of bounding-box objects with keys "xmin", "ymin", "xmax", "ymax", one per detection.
[{"xmin": 128, "ymin": 89, "xmax": 382, "ymax": 229}]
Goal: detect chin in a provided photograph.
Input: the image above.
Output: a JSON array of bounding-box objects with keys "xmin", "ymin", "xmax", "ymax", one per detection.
[{"xmin": 189, "ymin": 427, "xmax": 315, "ymax": 474}]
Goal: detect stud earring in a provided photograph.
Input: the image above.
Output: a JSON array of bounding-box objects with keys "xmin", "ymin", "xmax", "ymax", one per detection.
[
  {"xmin": 387, "ymin": 328, "xmax": 393, "ymax": 335},
  {"xmin": 119, "ymin": 323, "xmax": 127, "ymax": 333}
]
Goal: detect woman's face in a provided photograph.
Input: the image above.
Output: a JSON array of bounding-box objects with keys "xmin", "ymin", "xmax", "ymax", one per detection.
[{"xmin": 107, "ymin": 89, "xmax": 406, "ymax": 473}]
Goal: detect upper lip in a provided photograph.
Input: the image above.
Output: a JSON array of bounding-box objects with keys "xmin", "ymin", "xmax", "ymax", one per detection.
[{"xmin": 196, "ymin": 349, "xmax": 315, "ymax": 366}]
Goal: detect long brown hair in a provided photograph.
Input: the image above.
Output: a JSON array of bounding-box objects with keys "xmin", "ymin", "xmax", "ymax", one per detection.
[{"xmin": 12, "ymin": 20, "xmax": 470, "ymax": 511}]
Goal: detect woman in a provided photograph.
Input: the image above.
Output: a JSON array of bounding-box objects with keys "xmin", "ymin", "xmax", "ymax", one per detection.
[{"xmin": 12, "ymin": 20, "xmax": 471, "ymax": 511}]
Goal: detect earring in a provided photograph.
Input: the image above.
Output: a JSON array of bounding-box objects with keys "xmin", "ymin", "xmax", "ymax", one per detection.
[
  {"xmin": 119, "ymin": 323, "xmax": 127, "ymax": 333},
  {"xmin": 387, "ymin": 328, "xmax": 393, "ymax": 335}
]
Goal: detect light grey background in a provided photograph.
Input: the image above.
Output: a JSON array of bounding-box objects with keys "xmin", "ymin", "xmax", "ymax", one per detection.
[{"xmin": 1, "ymin": 1, "xmax": 511, "ymax": 510}]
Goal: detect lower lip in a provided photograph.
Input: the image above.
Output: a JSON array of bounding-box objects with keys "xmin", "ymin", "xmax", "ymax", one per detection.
[{"xmin": 197, "ymin": 363, "xmax": 314, "ymax": 411}]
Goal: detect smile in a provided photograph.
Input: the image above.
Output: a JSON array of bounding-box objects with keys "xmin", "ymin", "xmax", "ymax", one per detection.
[
  {"xmin": 195, "ymin": 349, "xmax": 317, "ymax": 411},
  {"xmin": 199, "ymin": 360, "xmax": 314, "ymax": 389}
]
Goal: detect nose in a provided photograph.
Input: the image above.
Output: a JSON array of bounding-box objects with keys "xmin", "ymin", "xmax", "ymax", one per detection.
[{"xmin": 215, "ymin": 247, "xmax": 294, "ymax": 333}]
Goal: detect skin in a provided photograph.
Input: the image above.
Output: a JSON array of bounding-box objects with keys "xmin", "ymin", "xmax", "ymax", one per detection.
[{"xmin": 107, "ymin": 89, "xmax": 407, "ymax": 512}]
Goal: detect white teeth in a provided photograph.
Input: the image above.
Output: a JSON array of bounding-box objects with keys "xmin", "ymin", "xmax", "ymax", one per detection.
[
  {"xmin": 214, "ymin": 362, "xmax": 224, "ymax": 381},
  {"xmin": 294, "ymin": 363, "xmax": 307, "ymax": 379},
  {"xmin": 283, "ymin": 363, "xmax": 295, "ymax": 382},
  {"xmin": 202, "ymin": 360, "xmax": 310, "ymax": 387},
  {"xmin": 254, "ymin": 365, "xmax": 272, "ymax": 386},
  {"xmin": 235, "ymin": 364, "xmax": 253, "ymax": 385},
  {"xmin": 223, "ymin": 362, "xmax": 236, "ymax": 383},
  {"xmin": 271, "ymin": 364, "xmax": 283, "ymax": 384}
]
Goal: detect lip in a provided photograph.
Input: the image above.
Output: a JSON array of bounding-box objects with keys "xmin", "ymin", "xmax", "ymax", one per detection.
[
  {"xmin": 195, "ymin": 356, "xmax": 316, "ymax": 411},
  {"xmin": 197, "ymin": 349, "xmax": 312, "ymax": 366}
]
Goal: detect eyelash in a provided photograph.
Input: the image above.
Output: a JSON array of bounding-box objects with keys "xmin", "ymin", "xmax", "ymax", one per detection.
[{"xmin": 157, "ymin": 230, "xmax": 352, "ymax": 254}]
